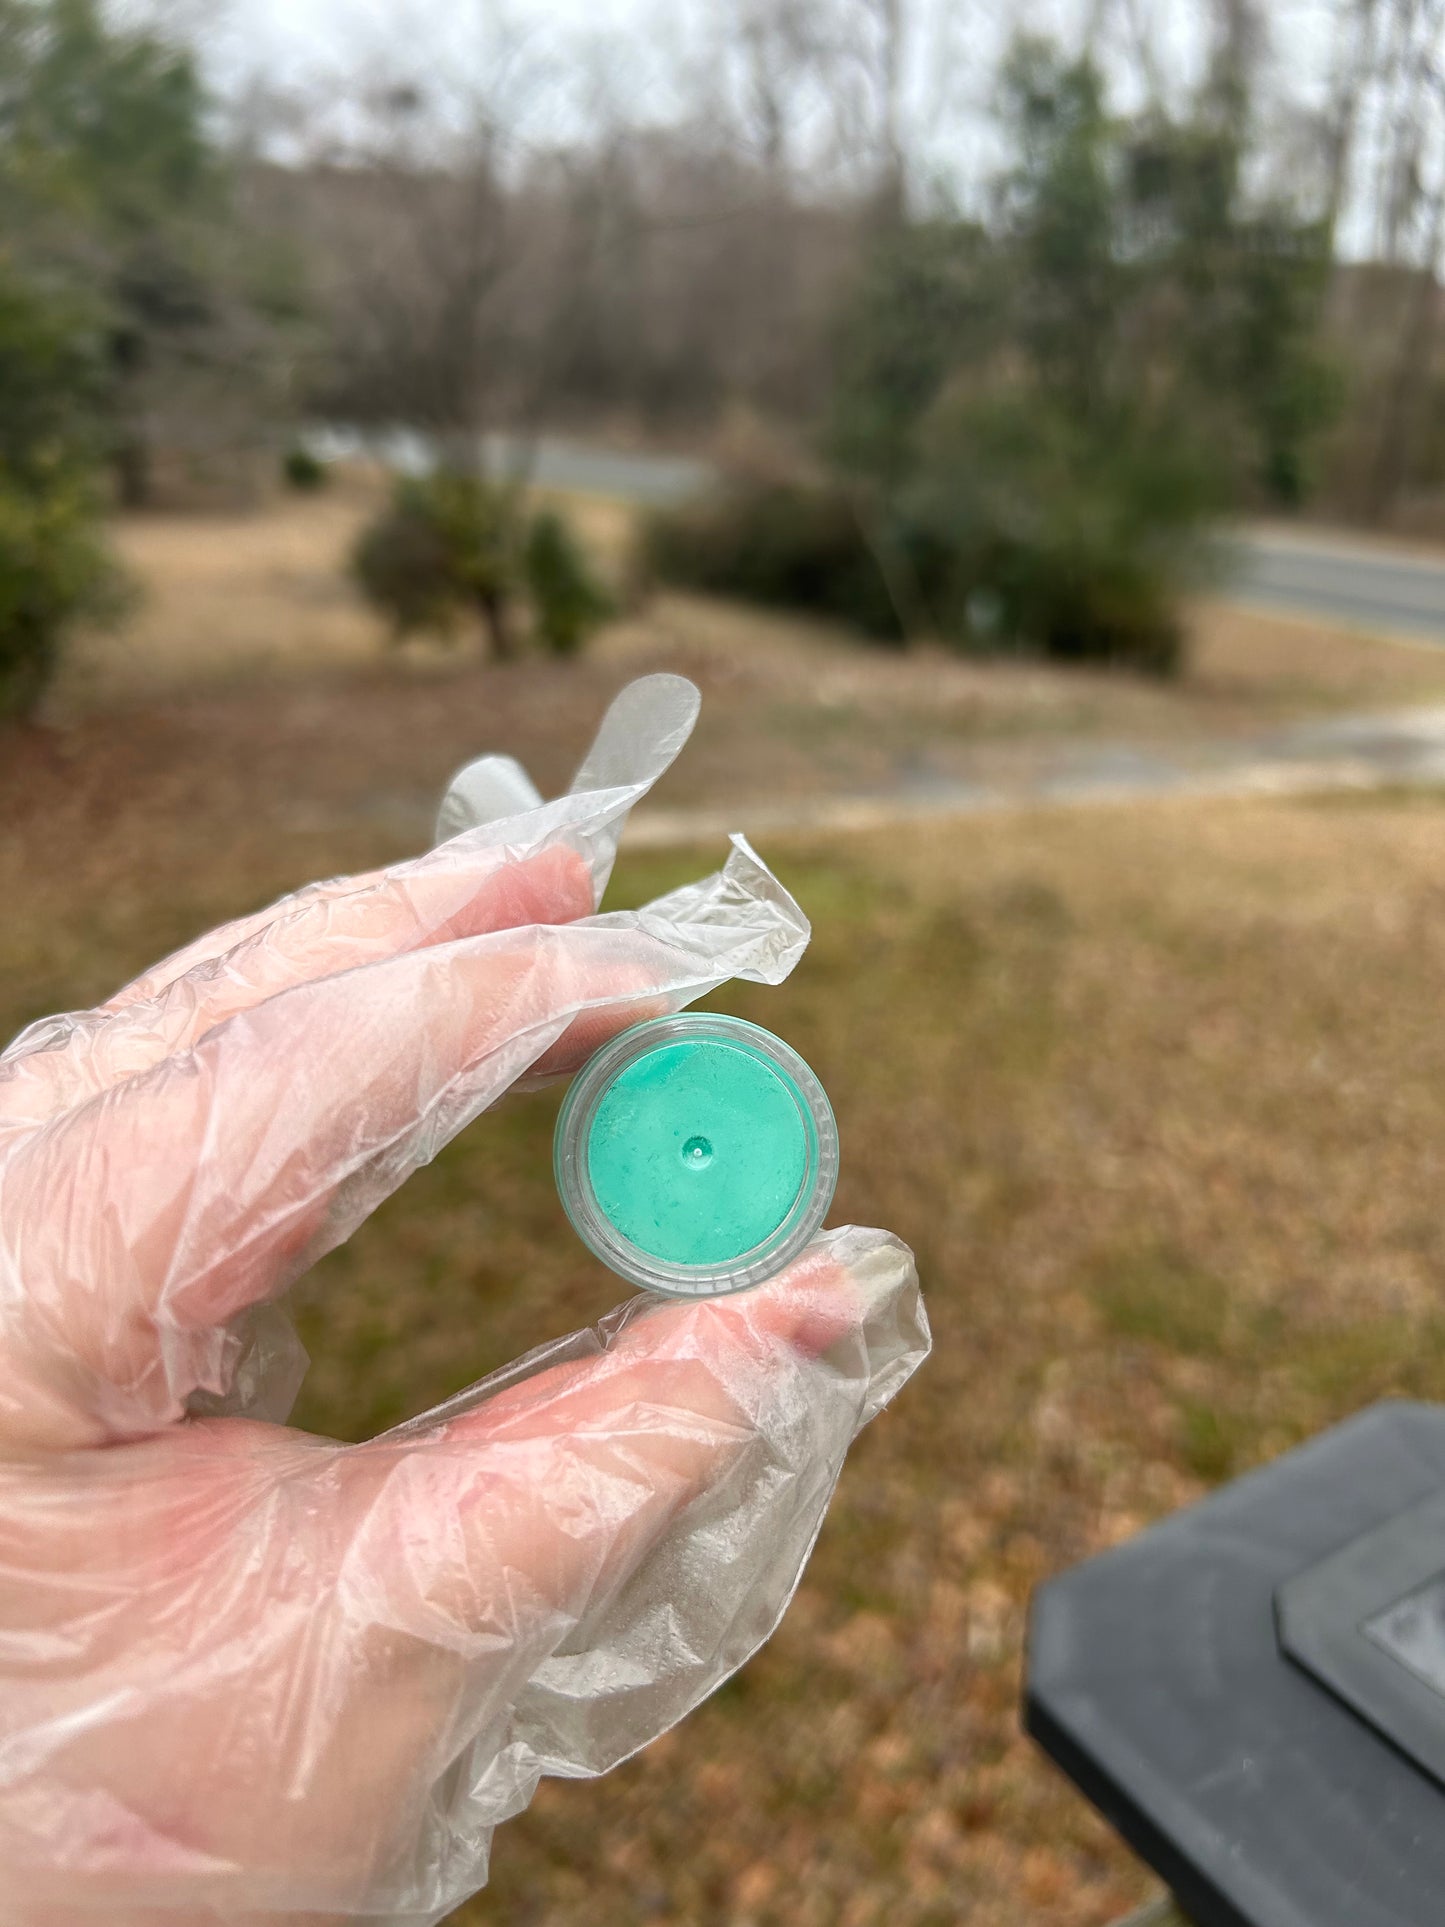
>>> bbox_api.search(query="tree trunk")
[113,436,154,511]
[1322,0,1379,251]
[870,0,907,225]
[1364,189,1445,523]
[479,588,516,662]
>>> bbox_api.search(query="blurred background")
[8,1,1445,1921]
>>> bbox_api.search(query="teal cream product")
[554,1015,839,1297]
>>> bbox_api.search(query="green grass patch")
[1092,1244,1234,1358]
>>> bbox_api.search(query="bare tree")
[866,0,907,215]
[1321,0,1384,245]
[1329,0,1445,517]
[732,0,825,184]
[1083,0,1167,109]
[701,0,931,216]
[1200,0,1268,139]
[279,4,595,444]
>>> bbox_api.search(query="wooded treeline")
[243,0,1445,533]
[9,0,1445,519]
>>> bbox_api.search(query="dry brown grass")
[64,478,387,703]
[1186,600,1445,713]
[443,794,1445,1927]
[7,652,1445,1920]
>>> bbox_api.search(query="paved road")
[1227,527,1445,643]
[516,438,1445,642]
[317,427,1445,641]
[313,426,715,511]
[486,435,714,508]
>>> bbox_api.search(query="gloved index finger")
[0,842,810,1446]
[1,675,703,1129]
[0,841,593,1131]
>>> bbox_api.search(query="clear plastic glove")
[0,677,930,1925]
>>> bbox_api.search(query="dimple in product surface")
[555,1015,838,1297]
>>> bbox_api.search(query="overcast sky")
[194,0,1343,221]
[206,0,1335,111]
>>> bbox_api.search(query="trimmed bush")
[0,269,126,720]
[896,389,1219,675]
[0,472,128,719]
[648,403,1215,677]
[353,473,611,661]
[282,447,328,492]
[353,472,520,659]
[646,483,907,642]
[523,511,612,656]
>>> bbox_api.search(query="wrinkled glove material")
[0,674,930,1923]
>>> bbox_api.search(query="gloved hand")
[0,678,929,1925]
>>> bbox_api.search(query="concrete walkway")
[625,705,1445,848]
[317,704,1445,848]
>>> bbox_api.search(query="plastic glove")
[0,677,930,1925]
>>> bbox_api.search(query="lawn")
[7,488,1445,1922]
[7,632,1445,1924]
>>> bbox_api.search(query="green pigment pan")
[554,1015,839,1298]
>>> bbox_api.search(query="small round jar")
[554,1014,839,1298]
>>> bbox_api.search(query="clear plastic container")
[554,1015,839,1298]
